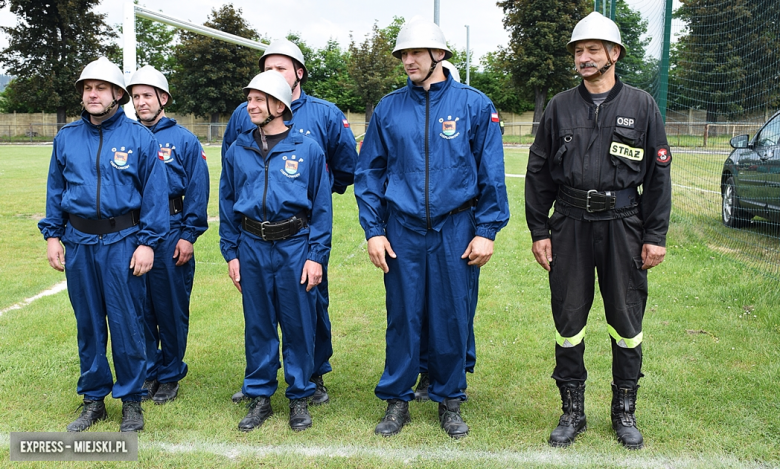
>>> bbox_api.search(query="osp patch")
[439,116,460,140]
[111,147,133,170]
[159,144,175,163]
[281,155,303,178]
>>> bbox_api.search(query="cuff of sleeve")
[642,234,666,247]
[365,226,386,240]
[307,250,329,265]
[222,250,237,262]
[531,229,551,243]
[138,238,160,250]
[475,226,497,241]
[180,230,198,244]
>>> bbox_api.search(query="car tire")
[722,176,752,228]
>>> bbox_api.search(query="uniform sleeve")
[325,107,358,194]
[222,103,251,160]
[180,136,210,244]
[38,141,67,239]
[306,146,333,265]
[524,106,559,242]
[354,108,389,240]
[219,147,241,262]
[136,134,170,249]
[640,104,672,247]
[471,100,510,240]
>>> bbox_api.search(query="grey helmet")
[567,12,626,60]
[258,39,308,88]
[127,65,172,100]
[244,70,293,123]
[392,19,452,60]
[442,60,461,83]
[75,57,129,105]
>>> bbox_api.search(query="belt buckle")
[585,190,598,212]
[259,221,271,241]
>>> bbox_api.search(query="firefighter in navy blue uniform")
[127,66,210,405]
[220,70,332,432]
[223,39,357,406]
[38,57,169,433]
[355,20,510,439]
[524,12,672,450]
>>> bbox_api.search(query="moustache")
[579,62,598,69]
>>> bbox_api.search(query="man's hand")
[461,236,494,267]
[532,239,553,272]
[641,244,666,270]
[300,260,323,292]
[367,236,396,273]
[130,245,155,276]
[173,239,194,266]
[228,258,242,293]
[46,237,65,272]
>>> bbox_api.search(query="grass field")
[1,145,779,468]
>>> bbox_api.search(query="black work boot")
[120,401,144,432]
[438,398,469,438]
[310,375,330,405]
[238,396,273,432]
[232,389,248,404]
[611,383,644,449]
[548,382,587,447]
[152,381,179,404]
[374,399,411,436]
[289,398,312,431]
[414,373,430,402]
[141,379,159,402]
[66,398,108,432]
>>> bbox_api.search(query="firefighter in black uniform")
[524,12,672,450]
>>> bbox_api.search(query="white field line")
[0,280,67,317]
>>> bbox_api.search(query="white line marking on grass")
[673,183,720,195]
[139,440,766,468]
[0,280,67,316]
[506,173,525,178]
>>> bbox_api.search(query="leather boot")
[232,390,248,403]
[611,383,644,449]
[120,401,144,432]
[548,382,587,447]
[438,398,469,438]
[310,375,330,405]
[66,398,108,432]
[238,396,273,432]
[141,379,159,402]
[289,398,312,431]
[374,399,410,436]
[414,373,430,402]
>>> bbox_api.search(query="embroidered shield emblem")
[113,151,128,166]
[442,121,456,136]
[285,160,299,175]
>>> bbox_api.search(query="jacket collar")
[80,106,126,130]
[577,76,623,105]
[406,73,453,104]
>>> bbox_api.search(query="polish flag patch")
[491,112,499,122]
[342,119,350,128]
[201,149,207,160]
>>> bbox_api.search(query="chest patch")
[616,116,635,129]
[610,142,644,161]
[281,155,303,178]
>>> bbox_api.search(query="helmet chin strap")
[415,48,442,85]
[291,62,301,93]
[583,60,613,81]
[257,93,282,152]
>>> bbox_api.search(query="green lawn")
[0,145,778,468]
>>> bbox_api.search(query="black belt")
[557,186,639,212]
[242,212,308,241]
[169,196,183,216]
[449,198,478,215]
[68,210,141,235]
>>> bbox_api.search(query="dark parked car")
[721,110,780,227]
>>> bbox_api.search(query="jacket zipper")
[262,152,270,221]
[425,90,431,230]
[96,126,103,219]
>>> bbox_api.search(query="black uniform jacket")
[525,78,672,247]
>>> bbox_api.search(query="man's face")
[246,89,285,126]
[132,84,168,123]
[81,79,121,114]
[400,49,446,83]
[573,40,619,79]
[263,55,302,89]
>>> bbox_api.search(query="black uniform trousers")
[548,208,648,388]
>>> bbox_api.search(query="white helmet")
[244,70,293,122]
[442,60,461,83]
[567,12,626,60]
[392,19,452,60]
[75,57,129,105]
[127,65,171,100]
[258,39,308,85]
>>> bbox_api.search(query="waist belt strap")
[449,198,478,216]
[68,210,141,235]
[558,186,639,212]
[242,212,309,241]
[169,196,183,216]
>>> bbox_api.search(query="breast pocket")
[609,128,645,172]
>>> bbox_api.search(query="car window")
[756,115,780,147]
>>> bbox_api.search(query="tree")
[0,0,119,127]
[117,1,176,76]
[348,18,405,123]
[169,4,259,123]
[306,39,363,113]
[469,51,534,114]
[612,0,657,95]
[498,0,591,134]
